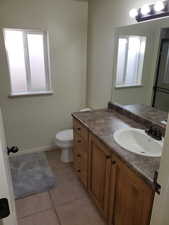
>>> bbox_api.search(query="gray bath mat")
[10,152,56,199]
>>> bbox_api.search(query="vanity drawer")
[74,154,81,173]
[73,130,89,188]
[73,119,88,141]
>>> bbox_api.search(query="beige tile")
[46,150,60,162]
[33,209,60,225]
[16,192,52,218]
[46,150,69,170]
[18,209,60,225]
[50,178,87,207]
[55,197,105,225]
[18,216,33,225]
[53,165,78,185]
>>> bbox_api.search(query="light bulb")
[129,8,138,18]
[154,1,165,12]
[141,4,151,15]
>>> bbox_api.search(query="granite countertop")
[72,106,163,189]
[108,103,167,134]
[122,104,168,128]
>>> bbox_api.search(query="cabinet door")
[109,159,154,225]
[108,157,118,225]
[89,134,111,219]
[73,131,88,188]
[79,141,88,188]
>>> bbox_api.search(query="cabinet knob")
[112,160,116,165]
[77,154,81,157]
[77,169,81,173]
[78,140,81,143]
[77,128,81,131]
[106,155,111,159]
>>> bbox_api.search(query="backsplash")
[108,102,167,137]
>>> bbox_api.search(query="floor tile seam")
[17,207,54,220]
[50,194,90,209]
[48,191,63,225]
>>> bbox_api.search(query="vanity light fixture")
[141,4,151,15]
[154,1,165,12]
[129,0,169,22]
[129,8,139,18]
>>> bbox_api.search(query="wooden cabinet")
[88,134,111,219]
[72,118,154,225]
[73,119,89,188]
[73,118,88,141]
[108,154,154,225]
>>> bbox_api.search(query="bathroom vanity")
[72,103,167,225]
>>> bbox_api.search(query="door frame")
[0,109,18,225]
[152,38,169,107]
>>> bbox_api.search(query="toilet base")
[61,148,73,163]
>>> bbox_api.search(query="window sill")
[115,84,143,89]
[8,90,54,98]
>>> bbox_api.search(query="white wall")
[0,0,88,152]
[87,0,160,108]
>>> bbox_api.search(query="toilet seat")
[55,129,73,142]
[55,129,73,149]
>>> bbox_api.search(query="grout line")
[48,191,63,225]
[49,194,88,208]
[16,192,53,220]
[49,181,88,206]
[17,207,53,220]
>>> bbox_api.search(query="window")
[3,29,52,96]
[115,35,146,88]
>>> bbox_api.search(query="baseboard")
[11,145,57,156]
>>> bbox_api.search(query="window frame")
[115,35,146,89]
[3,28,53,97]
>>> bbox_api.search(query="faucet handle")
[145,125,162,141]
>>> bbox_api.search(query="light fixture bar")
[129,1,169,22]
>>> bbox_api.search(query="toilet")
[55,108,91,163]
[55,129,73,163]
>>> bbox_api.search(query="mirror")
[111,17,169,112]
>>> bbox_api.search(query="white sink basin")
[113,128,163,157]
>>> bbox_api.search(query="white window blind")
[4,29,51,96]
[116,35,146,88]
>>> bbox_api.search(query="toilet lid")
[56,129,73,141]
